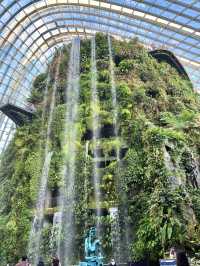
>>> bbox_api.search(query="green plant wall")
[0,34,200,265]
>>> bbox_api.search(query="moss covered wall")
[0,34,200,265]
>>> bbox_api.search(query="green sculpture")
[80,227,103,266]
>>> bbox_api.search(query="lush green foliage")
[0,33,200,265]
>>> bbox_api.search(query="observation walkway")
[149,49,190,81]
[0,103,35,126]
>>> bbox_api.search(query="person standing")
[37,258,45,266]
[15,256,30,266]
[52,255,61,266]
[176,250,190,266]
[109,259,117,266]
[169,247,176,259]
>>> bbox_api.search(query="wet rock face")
[181,151,200,188]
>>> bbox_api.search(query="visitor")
[37,258,45,266]
[109,259,117,266]
[52,255,61,266]
[15,256,30,266]
[176,250,190,266]
[169,247,176,259]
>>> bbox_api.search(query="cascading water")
[50,211,62,256]
[108,35,118,142]
[108,35,130,262]
[109,207,121,261]
[57,38,80,266]
[108,35,122,262]
[28,53,61,265]
[83,140,89,227]
[91,36,102,229]
[39,66,52,165]
[41,65,52,123]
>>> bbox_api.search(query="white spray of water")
[28,52,61,265]
[108,35,130,262]
[91,36,102,230]
[108,35,121,261]
[42,65,52,123]
[109,207,121,261]
[50,211,62,256]
[84,140,89,222]
[57,38,80,266]
[38,65,52,160]
[108,35,119,141]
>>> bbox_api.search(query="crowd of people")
[12,249,190,266]
[14,255,60,266]
[13,257,117,266]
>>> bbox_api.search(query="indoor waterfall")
[91,36,102,230]
[28,53,61,265]
[83,140,89,227]
[108,35,118,141]
[108,35,122,262]
[109,207,121,262]
[50,211,62,257]
[39,66,52,163]
[57,38,80,266]
[108,35,132,261]
[1,28,200,266]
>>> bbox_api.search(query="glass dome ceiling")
[0,0,200,152]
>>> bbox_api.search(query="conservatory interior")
[0,1,200,266]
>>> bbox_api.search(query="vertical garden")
[0,33,200,265]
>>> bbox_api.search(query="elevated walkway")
[149,49,190,81]
[0,103,35,126]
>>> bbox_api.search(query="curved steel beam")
[3,7,200,58]
[1,1,198,60]
[2,19,200,109]
[0,34,87,150]
[1,0,199,37]
[2,0,200,20]
[1,4,199,101]
[1,4,199,86]
[1,10,197,97]
[0,19,185,108]
[0,30,91,109]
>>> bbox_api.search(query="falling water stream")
[41,64,52,123]
[108,35,118,141]
[28,52,61,265]
[57,38,80,266]
[83,140,89,228]
[38,65,52,163]
[50,211,62,256]
[28,36,130,265]
[108,35,130,262]
[91,36,102,230]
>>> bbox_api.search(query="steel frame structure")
[0,0,200,152]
